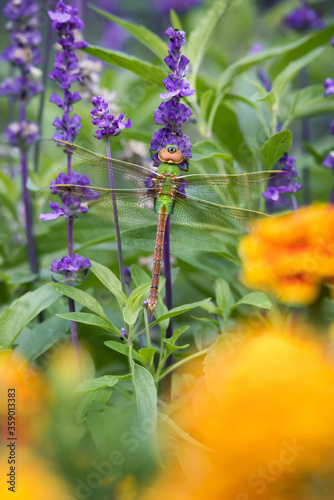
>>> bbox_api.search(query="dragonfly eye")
[166,144,178,153]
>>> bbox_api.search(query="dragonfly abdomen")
[148,210,168,319]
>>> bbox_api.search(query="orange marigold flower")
[239,203,334,304]
[138,323,334,500]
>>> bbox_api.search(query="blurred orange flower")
[239,203,334,304]
[139,323,334,500]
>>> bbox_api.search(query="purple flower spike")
[50,254,91,283]
[150,27,195,171]
[91,96,132,139]
[48,1,88,143]
[285,4,324,31]
[262,152,302,210]
[330,120,334,135]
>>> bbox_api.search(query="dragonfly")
[36,139,283,319]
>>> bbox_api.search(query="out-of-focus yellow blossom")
[0,352,48,445]
[139,323,334,500]
[0,448,72,499]
[239,203,334,304]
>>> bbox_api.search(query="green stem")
[158,348,210,382]
[144,308,151,348]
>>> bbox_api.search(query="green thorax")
[155,162,180,215]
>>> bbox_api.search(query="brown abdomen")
[148,210,168,319]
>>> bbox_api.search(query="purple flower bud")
[285,5,324,31]
[91,96,132,139]
[143,299,149,308]
[323,152,334,169]
[5,121,39,148]
[330,120,334,135]
[50,253,91,283]
[324,78,334,98]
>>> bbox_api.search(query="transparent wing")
[35,185,158,229]
[170,194,267,244]
[178,171,284,210]
[38,139,159,191]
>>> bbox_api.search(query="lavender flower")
[91,96,132,140]
[285,1,324,31]
[262,153,302,211]
[1,0,43,277]
[150,28,195,171]
[322,11,334,185]
[50,254,91,283]
[40,171,99,221]
[48,1,88,142]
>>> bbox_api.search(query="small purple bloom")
[324,78,334,98]
[285,4,324,31]
[143,299,149,308]
[154,100,192,133]
[5,121,39,148]
[257,69,272,92]
[91,96,132,139]
[50,253,91,282]
[323,151,334,169]
[262,152,302,210]
[330,120,334,135]
[249,42,264,54]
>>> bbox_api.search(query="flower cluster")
[285,1,324,31]
[262,153,302,209]
[48,1,88,142]
[150,27,195,171]
[91,96,132,140]
[322,18,334,172]
[50,254,91,283]
[140,325,334,500]
[0,0,43,148]
[239,204,334,305]
[40,171,99,221]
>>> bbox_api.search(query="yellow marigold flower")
[139,323,334,500]
[239,203,334,304]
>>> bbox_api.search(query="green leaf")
[90,260,127,304]
[260,130,292,170]
[191,316,220,328]
[138,347,157,365]
[75,375,119,393]
[272,47,324,97]
[187,0,229,87]
[165,326,190,346]
[0,285,60,348]
[164,340,190,355]
[191,141,233,165]
[87,4,167,60]
[15,315,69,362]
[56,312,121,336]
[49,283,110,322]
[215,278,232,313]
[104,340,143,363]
[133,363,157,425]
[84,45,165,84]
[124,282,151,325]
[130,264,151,288]
[170,9,182,31]
[283,85,334,125]
[0,192,19,220]
[150,298,211,327]
[232,292,272,310]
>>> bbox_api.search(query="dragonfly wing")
[35,186,157,229]
[38,140,158,190]
[178,171,284,210]
[170,195,267,244]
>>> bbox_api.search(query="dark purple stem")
[19,105,38,275]
[106,136,126,294]
[163,215,173,402]
[67,152,82,381]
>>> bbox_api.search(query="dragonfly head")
[158,144,184,164]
